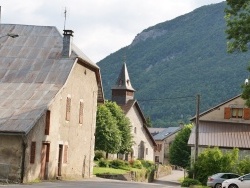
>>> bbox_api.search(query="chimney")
[62,30,74,57]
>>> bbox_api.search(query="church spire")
[112,62,135,105]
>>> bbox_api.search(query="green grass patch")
[93,167,129,175]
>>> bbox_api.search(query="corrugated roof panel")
[189,122,250,149]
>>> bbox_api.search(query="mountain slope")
[97,2,250,127]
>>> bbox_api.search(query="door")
[40,143,50,180]
[58,145,63,176]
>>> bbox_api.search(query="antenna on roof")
[64,7,67,30]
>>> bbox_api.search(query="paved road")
[0,179,180,188]
[0,170,183,188]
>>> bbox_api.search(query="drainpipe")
[21,134,27,183]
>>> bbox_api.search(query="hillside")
[97,2,250,127]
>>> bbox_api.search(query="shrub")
[132,160,143,169]
[98,158,109,167]
[110,159,125,168]
[140,160,155,169]
[94,150,104,160]
[181,178,201,187]
[238,156,250,174]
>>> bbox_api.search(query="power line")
[137,95,195,102]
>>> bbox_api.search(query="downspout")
[21,134,27,183]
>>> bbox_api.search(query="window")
[79,101,84,124]
[231,108,243,118]
[224,107,250,120]
[134,127,137,134]
[155,156,159,163]
[45,110,50,135]
[157,144,162,152]
[66,97,71,121]
[63,145,68,163]
[30,142,36,164]
[146,148,148,155]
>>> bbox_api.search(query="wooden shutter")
[224,107,231,119]
[79,101,84,124]
[45,110,50,135]
[244,108,250,120]
[66,97,71,121]
[63,145,68,163]
[30,142,36,164]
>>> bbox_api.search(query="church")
[111,63,156,161]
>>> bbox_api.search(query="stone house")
[0,24,104,183]
[149,127,182,164]
[111,63,156,161]
[188,94,250,160]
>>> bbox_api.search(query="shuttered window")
[79,101,84,124]
[45,110,50,135]
[66,97,71,121]
[63,145,68,163]
[244,108,250,120]
[232,108,243,118]
[224,107,231,119]
[30,142,36,164]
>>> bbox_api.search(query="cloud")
[1,0,224,62]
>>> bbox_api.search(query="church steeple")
[112,62,135,105]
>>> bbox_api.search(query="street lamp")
[0,33,19,39]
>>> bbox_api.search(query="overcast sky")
[1,0,224,62]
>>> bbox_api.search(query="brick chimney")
[62,30,74,57]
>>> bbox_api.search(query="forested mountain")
[97,2,250,127]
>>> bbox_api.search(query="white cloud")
[0,0,224,62]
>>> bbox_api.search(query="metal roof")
[150,127,181,141]
[0,24,103,134]
[188,121,250,148]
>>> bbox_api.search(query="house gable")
[197,95,250,123]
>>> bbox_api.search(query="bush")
[94,150,104,160]
[181,178,201,187]
[132,160,143,169]
[98,158,109,167]
[110,159,125,168]
[193,147,239,185]
[238,156,250,174]
[140,160,154,169]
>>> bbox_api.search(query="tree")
[95,104,121,158]
[169,124,192,168]
[145,116,153,127]
[104,101,133,154]
[193,147,239,185]
[225,0,250,105]
[225,0,250,53]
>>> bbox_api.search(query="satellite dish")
[245,78,249,85]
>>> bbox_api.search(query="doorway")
[40,143,50,180]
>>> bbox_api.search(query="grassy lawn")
[93,167,129,175]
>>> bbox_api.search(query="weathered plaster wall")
[0,135,22,182]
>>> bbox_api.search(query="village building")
[188,94,250,160]
[111,63,156,161]
[0,24,104,183]
[149,127,182,164]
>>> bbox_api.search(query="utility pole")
[194,94,200,163]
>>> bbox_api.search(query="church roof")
[112,63,135,91]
